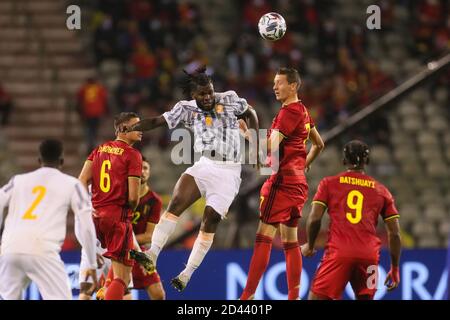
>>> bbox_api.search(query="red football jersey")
[88,139,142,210]
[267,101,315,183]
[77,83,107,118]
[132,190,162,235]
[313,171,399,261]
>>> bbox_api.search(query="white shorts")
[79,241,110,285]
[0,253,72,300]
[184,156,242,217]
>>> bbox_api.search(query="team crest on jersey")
[215,104,224,113]
[205,116,213,127]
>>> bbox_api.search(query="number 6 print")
[100,160,112,193]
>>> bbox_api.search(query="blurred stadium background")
[0,0,448,299]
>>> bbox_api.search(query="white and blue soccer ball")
[258,12,287,41]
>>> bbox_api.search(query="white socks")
[147,213,215,286]
[147,212,179,263]
[180,231,215,280]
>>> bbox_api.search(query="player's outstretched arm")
[267,130,285,154]
[128,115,167,132]
[384,218,402,291]
[305,127,324,171]
[128,177,141,211]
[302,202,326,257]
[0,178,14,227]
[240,105,259,134]
[72,183,98,290]
[78,160,93,192]
[240,105,260,167]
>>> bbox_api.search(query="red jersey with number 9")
[267,101,315,183]
[87,140,142,210]
[312,171,399,261]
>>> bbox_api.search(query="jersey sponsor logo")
[215,104,224,113]
[98,145,125,156]
[205,116,213,127]
[339,176,375,188]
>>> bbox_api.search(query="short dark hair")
[181,65,212,98]
[343,140,370,168]
[277,67,302,90]
[39,139,63,163]
[114,112,139,134]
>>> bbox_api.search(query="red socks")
[105,278,126,300]
[240,233,273,300]
[283,241,302,300]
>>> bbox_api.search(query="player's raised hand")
[91,208,99,218]
[238,119,249,139]
[301,243,316,257]
[384,265,400,291]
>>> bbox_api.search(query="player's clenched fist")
[300,243,316,257]
[384,265,400,291]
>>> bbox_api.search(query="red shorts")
[311,254,378,300]
[132,263,161,289]
[93,205,134,267]
[259,175,308,225]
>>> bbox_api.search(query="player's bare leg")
[240,221,278,300]
[258,221,278,238]
[104,260,132,300]
[171,206,221,292]
[308,290,331,300]
[131,174,201,273]
[146,282,166,300]
[280,221,301,300]
[123,290,133,300]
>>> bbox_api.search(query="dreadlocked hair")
[343,140,370,168]
[180,65,212,99]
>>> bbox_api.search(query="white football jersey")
[0,167,92,257]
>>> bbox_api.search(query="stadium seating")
[0,0,92,178]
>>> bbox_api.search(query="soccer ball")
[258,12,287,41]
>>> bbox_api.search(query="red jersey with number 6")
[87,139,142,210]
[312,171,399,261]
